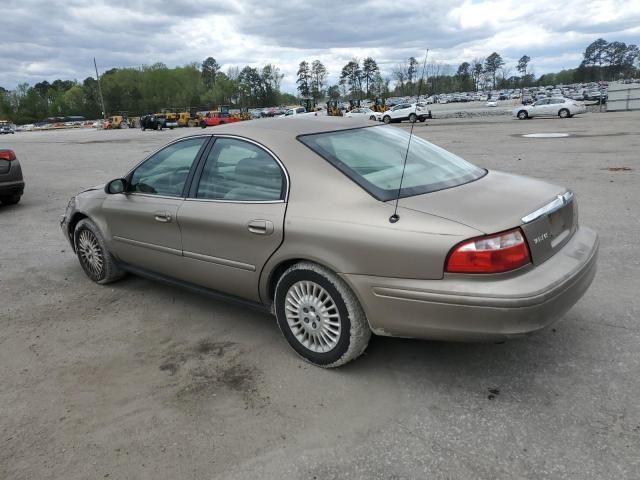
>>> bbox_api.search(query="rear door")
[177,136,288,302]
[102,136,209,275]
[530,98,549,116]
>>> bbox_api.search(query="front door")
[103,136,209,275]
[177,136,288,302]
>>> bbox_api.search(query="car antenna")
[389,49,429,224]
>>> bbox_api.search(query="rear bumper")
[0,181,24,196]
[343,226,599,341]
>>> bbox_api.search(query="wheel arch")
[264,256,374,337]
[67,212,89,252]
[262,256,360,307]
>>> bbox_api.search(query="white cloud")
[0,0,639,91]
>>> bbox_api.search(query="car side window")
[129,137,206,196]
[196,138,285,202]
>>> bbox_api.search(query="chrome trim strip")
[183,250,256,272]
[113,236,182,256]
[127,193,184,200]
[184,198,284,205]
[522,191,573,224]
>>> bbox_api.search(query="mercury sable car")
[61,118,598,367]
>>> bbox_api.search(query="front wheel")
[559,108,570,119]
[409,113,417,123]
[74,219,125,284]
[274,262,371,367]
[0,194,21,205]
[383,115,391,124]
[369,115,376,121]
[517,110,528,120]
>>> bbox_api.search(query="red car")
[199,111,240,128]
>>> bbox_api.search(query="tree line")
[1,38,638,124]
[0,58,297,124]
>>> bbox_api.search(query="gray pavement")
[1,112,639,479]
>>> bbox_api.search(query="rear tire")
[0,194,21,205]
[408,113,417,123]
[559,109,570,118]
[74,219,125,285]
[274,262,371,367]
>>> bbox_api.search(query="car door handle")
[247,219,274,235]
[154,211,172,223]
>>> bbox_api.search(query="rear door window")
[195,138,285,202]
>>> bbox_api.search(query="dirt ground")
[1,112,639,479]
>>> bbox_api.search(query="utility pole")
[94,58,107,120]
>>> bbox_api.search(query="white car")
[381,103,430,124]
[513,97,587,120]
[486,99,499,107]
[345,107,382,121]
[281,107,307,117]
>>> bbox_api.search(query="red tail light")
[0,150,16,161]
[446,228,531,274]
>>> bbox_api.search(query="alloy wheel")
[284,280,342,353]
[77,229,104,278]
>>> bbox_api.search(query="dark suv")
[0,149,24,205]
[140,115,166,131]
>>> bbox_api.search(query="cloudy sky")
[2,0,639,92]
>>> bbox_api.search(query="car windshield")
[299,126,486,201]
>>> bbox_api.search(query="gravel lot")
[1,112,639,479]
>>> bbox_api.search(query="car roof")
[207,116,371,139]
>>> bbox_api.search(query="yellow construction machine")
[372,98,387,113]
[327,100,342,116]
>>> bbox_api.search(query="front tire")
[369,115,376,121]
[274,262,371,367]
[74,219,125,284]
[559,108,570,118]
[517,110,528,120]
[409,113,417,123]
[0,194,21,205]
[383,115,391,124]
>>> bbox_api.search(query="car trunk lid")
[397,170,577,264]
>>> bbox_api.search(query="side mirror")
[105,178,127,194]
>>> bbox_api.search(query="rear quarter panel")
[258,138,480,301]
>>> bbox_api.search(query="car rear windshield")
[298,126,486,201]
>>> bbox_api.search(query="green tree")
[310,60,327,102]
[407,57,419,84]
[296,61,311,98]
[362,57,379,97]
[517,55,530,86]
[456,62,473,91]
[327,85,341,100]
[471,58,484,91]
[202,57,220,88]
[340,58,362,97]
[484,52,504,90]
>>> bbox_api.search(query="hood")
[80,184,105,194]
[397,170,566,234]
